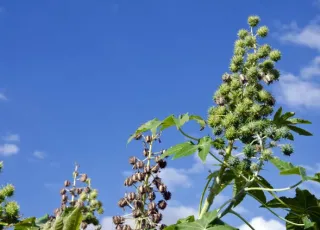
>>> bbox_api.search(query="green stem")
[198,174,214,216]
[199,143,233,219]
[178,128,199,141]
[230,210,255,230]
[245,180,303,192]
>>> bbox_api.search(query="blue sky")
[1,0,320,229]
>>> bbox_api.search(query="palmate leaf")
[164,210,238,230]
[14,218,38,230]
[198,136,212,162]
[127,118,162,143]
[62,207,82,230]
[161,141,198,160]
[270,157,308,181]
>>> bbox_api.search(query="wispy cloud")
[2,134,20,142]
[33,151,46,159]
[0,144,19,156]
[0,93,7,101]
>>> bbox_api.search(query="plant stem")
[245,180,302,192]
[229,210,255,230]
[198,143,233,218]
[178,128,199,141]
[198,173,214,215]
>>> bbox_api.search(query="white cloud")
[239,217,285,230]
[3,134,20,142]
[159,167,192,190]
[300,56,320,79]
[0,144,19,156]
[274,73,320,108]
[33,151,46,159]
[279,19,320,51]
[0,93,7,101]
[234,205,250,215]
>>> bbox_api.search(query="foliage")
[126,15,319,230]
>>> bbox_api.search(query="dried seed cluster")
[113,134,170,230]
[51,164,104,230]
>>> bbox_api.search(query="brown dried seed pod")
[60,188,66,195]
[77,201,84,208]
[133,200,143,209]
[263,74,273,84]
[163,191,172,200]
[132,173,139,182]
[80,174,88,182]
[148,202,157,210]
[151,213,162,223]
[134,161,144,169]
[134,133,142,140]
[137,172,145,181]
[143,148,149,157]
[158,200,167,210]
[112,216,125,225]
[84,186,91,193]
[138,185,146,194]
[132,209,142,218]
[148,191,156,201]
[160,224,167,230]
[76,188,83,195]
[116,225,123,230]
[239,74,247,84]
[69,200,76,206]
[118,198,128,208]
[64,180,71,187]
[158,160,167,169]
[62,194,68,202]
[54,208,60,216]
[147,208,159,216]
[145,135,152,143]
[144,165,151,174]
[81,222,88,229]
[151,164,160,173]
[152,176,162,187]
[158,184,167,193]
[129,156,137,165]
[123,225,132,230]
[126,192,136,201]
[124,178,134,186]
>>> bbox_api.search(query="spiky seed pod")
[151,164,160,173]
[250,163,259,171]
[160,224,167,230]
[222,73,232,82]
[237,29,249,39]
[244,36,256,48]
[213,126,223,136]
[145,135,152,143]
[241,159,252,171]
[257,26,269,37]
[248,15,260,27]
[148,202,157,210]
[129,156,137,165]
[243,145,256,158]
[64,180,71,187]
[60,188,66,195]
[163,191,171,200]
[148,192,156,201]
[228,157,240,168]
[118,198,128,208]
[80,174,88,182]
[281,144,294,156]
[208,114,222,128]
[261,149,273,160]
[262,73,273,85]
[257,44,271,58]
[222,113,237,127]
[225,126,237,140]
[158,200,167,210]
[81,222,88,229]
[158,184,167,193]
[112,216,125,225]
[269,50,281,62]
[144,165,151,174]
[134,133,142,140]
[143,148,149,157]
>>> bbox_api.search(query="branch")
[245,180,303,192]
[230,210,255,230]
[178,128,199,141]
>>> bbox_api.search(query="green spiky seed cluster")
[281,144,294,156]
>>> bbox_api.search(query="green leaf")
[190,115,207,131]
[232,177,246,208]
[176,216,196,224]
[198,137,212,162]
[127,118,162,143]
[62,207,83,230]
[285,212,304,230]
[287,118,312,125]
[287,125,313,136]
[281,112,295,120]
[51,216,64,230]
[14,218,38,230]
[273,107,282,122]
[256,175,273,189]
[266,189,320,226]
[174,210,219,229]
[270,157,308,181]
[220,170,235,191]
[161,142,198,160]
[302,216,316,229]
[177,113,190,128]
[161,115,178,131]
[247,181,266,204]
[35,214,49,225]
